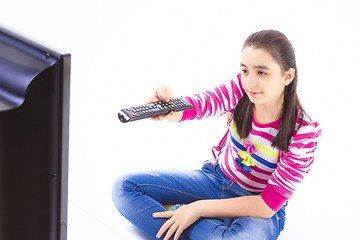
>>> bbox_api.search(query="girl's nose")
[248,75,257,87]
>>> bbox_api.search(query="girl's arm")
[147,73,245,123]
[194,195,276,219]
[181,73,244,121]
[153,195,275,240]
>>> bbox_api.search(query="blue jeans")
[112,161,286,240]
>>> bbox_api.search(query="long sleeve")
[260,116,322,212]
[181,73,245,121]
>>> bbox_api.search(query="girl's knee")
[111,174,137,209]
[112,174,136,194]
[230,217,279,240]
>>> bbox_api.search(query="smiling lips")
[249,91,262,97]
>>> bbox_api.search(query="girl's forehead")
[241,47,279,69]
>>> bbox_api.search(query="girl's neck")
[254,101,283,125]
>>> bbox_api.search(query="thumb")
[157,85,174,102]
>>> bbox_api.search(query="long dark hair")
[233,30,304,151]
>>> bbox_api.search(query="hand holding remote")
[118,86,193,123]
[148,84,174,103]
[147,85,183,122]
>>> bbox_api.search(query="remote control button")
[132,113,137,116]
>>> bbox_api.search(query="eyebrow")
[240,63,270,70]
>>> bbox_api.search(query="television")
[0,25,70,240]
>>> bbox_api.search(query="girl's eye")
[258,71,266,76]
[241,69,248,74]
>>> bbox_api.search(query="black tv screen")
[0,25,70,240]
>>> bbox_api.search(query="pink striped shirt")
[181,73,321,212]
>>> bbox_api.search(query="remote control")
[118,97,194,123]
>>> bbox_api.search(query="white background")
[1,0,359,239]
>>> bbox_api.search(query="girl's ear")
[283,68,295,86]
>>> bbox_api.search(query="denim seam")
[215,167,234,195]
[215,168,226,181]
[215,166,234,185]
[135,183,205,201]
[222,182,234,190]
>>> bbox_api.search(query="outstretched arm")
[148,74,245,123]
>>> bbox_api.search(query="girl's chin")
[247,94,264,104]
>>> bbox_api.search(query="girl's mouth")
[249,91,262,97]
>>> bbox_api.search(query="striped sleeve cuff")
[260,184,290,212]
[180,96,197,121]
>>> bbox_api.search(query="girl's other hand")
[153,203,201,240]
[147,85,184,122]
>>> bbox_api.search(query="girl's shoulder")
[291,111,322,146]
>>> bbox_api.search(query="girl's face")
[241,47,294,110]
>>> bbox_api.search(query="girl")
[112,30,321,240]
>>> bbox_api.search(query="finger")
[147,88,164,104]
[174,226,185,240]
[153,211,173,218]
[157,86,173,102]
[150,115,163,121]
[147,95,160,104]
[163,221,179,240]
[156,218,175,239]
